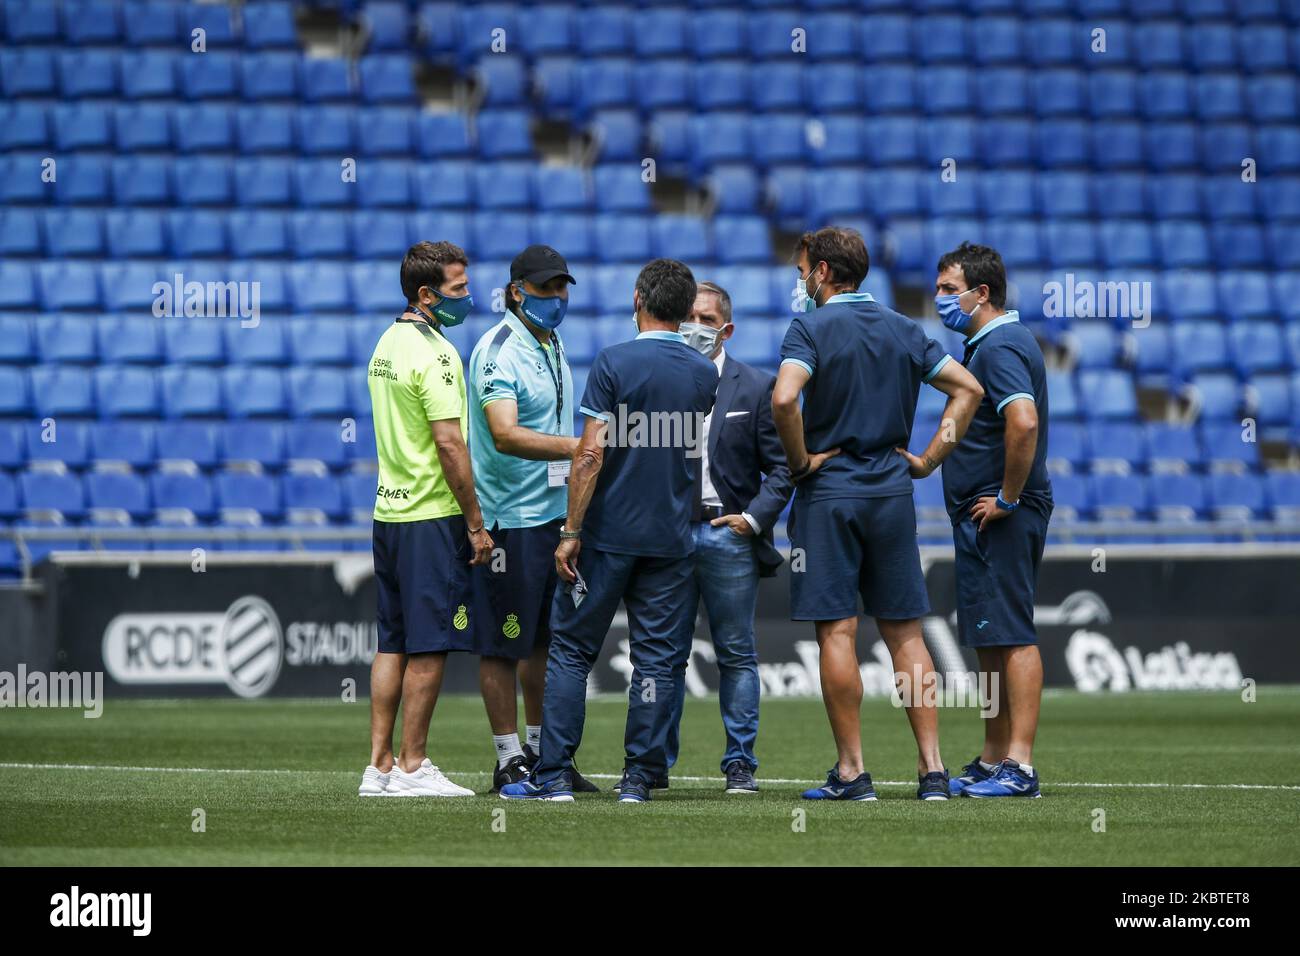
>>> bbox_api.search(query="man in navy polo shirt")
[773,227,984,802]
[500,259,719,803]
[919,242,1053,799]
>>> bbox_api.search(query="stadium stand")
[1,0,1299,576]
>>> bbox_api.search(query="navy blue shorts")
[952,505,1050,648]
[373,515,475,655]
[472,518,562,661]
[788,493,930,621]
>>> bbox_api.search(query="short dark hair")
[936,242,1007,309]
[401,241,468,303]
[796,227,869,289]
[695,281,732,323]
[635,258,696,325]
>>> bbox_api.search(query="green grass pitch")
[2,689,1298,866]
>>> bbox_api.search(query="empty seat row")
[0,418,377,472]
[0,49,414,103]
[423,8,1300,68]
[1042,419,1292,475]
[0,102,478,158]
[645,113,1300,176]
[0,469,375,524]
[1,0,296,49]
[0,101,478,158]
[524,57,1300,120]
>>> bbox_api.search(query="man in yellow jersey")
[358,241,494,799]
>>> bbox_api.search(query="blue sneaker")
[499,771,575,802]
[948,756,995,796]
[917,770,950,801]
[961,759,1041,799]
[801,767,877,801]
[616,771,652,803]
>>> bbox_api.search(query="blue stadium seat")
[592,164,651,213]
[223,366,288,418]
[473,161,531,210]
[1090,120,1144,171]
[358,54,415,104]
[695,61,751,113]
[1172,322,1229,380]
[477,109,533,161]
[1078,369,1138,420]
[283,472,346,523]
[301,56,352,102]
[124,1,180,46]
[1190,374,1243,423]
[1198,420,1259,473]
[241,52,298,101]
[94,366,160,418]
[1088,421,1146,473]
[1208,471,1267,520]
[285,421,351,470]
[1047,370,1080,419]
[243,2,298,50]
[1145,423,1201,471]
[1090,473,1150,520]
[1156,221,1212,269]
[228,210,290,259]
[1089,70,1138,119]
[1150,472,1207,522]
[975,67,1030,116]
[1039,119,1091,169]
[216,471,282,522]
[713,216,770,265]
[222,420,286,470]
[354,107,414,158]
[90,422,156,469]
[288,367,352,418]
[25,420,90,469]
[1265,471,1300,519]
[175,104,233,153]
[160,366,223,418]
[85,472,151,522]
[1247,373,1292,433]
[587,111,641,164]
[18,471,86,521]
[360,1,409,53]
[652,215,711,263]
[863,65,916,114]
[155,422,220,469]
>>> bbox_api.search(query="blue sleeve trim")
[579,404,611,421]
[996,392,1034,414]
[923,353,953,383]
[780,357,814,376]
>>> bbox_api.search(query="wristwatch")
[559,526,582,540]
[995,492,1019,512]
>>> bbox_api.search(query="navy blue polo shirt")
[941,311,1053,522]
[578,330,719,558]
[779,292,952,501]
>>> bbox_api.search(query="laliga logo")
[102,596,283,698]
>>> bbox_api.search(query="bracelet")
[559,527,582,539]
[468,525,485,534]
[995,492,1019,512]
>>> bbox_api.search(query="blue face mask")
[421,288,473,328]
[935,288,980,333]
[520,292,568,331]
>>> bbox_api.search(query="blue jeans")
[536,546,695,785]
[667,522,761,772]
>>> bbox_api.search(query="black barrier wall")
[29,547,1300,699]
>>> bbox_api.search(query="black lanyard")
[537,333,564,429]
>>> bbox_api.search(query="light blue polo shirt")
[468,311,574,530]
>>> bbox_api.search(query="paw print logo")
[438,353,451,367]
[441,371,454,385]
[482,361,497,377]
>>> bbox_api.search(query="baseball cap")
[510,244,576,286]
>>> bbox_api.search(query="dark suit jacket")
[697,353,794,577]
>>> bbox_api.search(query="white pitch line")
[1,762,1297,791]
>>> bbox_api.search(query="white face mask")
[796,269,824,313]
[679,321,722,356]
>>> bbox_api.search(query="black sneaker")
[522,745,600,793]
[613,772,669,793]
[723,760,759,794]
[490,754,531,794]
[615,771,652,803]
[917,769,951,801]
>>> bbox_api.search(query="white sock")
[979,759,1000,774]
[1019,762,1034,776]
[493,733,524,768]
[525,725,541,752]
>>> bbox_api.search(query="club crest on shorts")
[453,604,468,630]
[502,613,520,639]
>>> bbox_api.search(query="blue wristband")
[995,492,1019,512]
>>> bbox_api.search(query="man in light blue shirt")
[467,245,596,794]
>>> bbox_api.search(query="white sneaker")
[385,758,475,797]
[358,764,391,797]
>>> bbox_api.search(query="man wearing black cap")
[467,245,597,793]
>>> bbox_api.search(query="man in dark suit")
[663,280,794,794]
